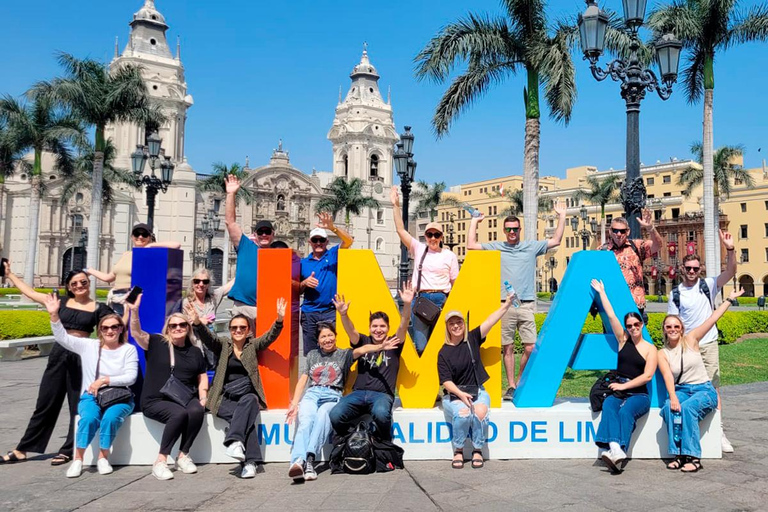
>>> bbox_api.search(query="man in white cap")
[299,212,354,355]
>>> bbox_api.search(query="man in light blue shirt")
[468,202,566,400]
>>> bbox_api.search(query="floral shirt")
[603,239,654,309]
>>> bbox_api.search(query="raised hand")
[728,287,745,301]
[473,212,485,223]
[389,186,400,207]
[303,271,318,289]
[332,293,350,315]
[276,297,287,320]
[719,229,734,251]
[590,279,605,295]
[316,211,335,231]
[43,292,61,315]
[399,282,415,305]
[125,293,142,312]
[2,259,10,277]
[225,174,241,195]
[381,335,403,351]
[638,208,653,228]
[553,199,567,217]
[184,301,201,325]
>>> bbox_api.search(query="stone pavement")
[1,357,767,511]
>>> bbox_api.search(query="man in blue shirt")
[299,212,353,355]
[467,201,566,400]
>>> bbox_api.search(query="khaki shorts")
[501,301,537,346]
[231,301,257,331]
[699,341,720,388]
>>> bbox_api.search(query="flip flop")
[51,454,71,466]
[0,451,26,464]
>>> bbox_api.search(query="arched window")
[375,237,384,252]
[343,154,349,177]
[72,214,83,229]
[277,194,286,211]
[370,154,379,178]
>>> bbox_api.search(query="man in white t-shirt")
[667,229,736,452]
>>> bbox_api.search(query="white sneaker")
[288,459,305,482]
[225,441,246,462]
[176,454,198,474]
[303,460,317,481]
[66,459,83,478]
[97,458,113,475]
[241,463,257,479]
[165,455,175,467]
[601,448,626,473]
[612,447,627,466]
[721,432,734,453]
[152,461,174,481]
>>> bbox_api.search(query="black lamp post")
[543,256,558,299]
[200,209,221,269]
[444,212,458,252]
[570,205,600,250]
[579,0,682,239]
[393,126,416,293]
[131,131,175,231]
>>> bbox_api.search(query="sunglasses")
[229,325,249,332]
[425,231,442,239]
[256,228,273,236]
[132,230,151,238]
[310,237,327,244]
[168,322,189,330]
[70,279,89,288]
[167,279,183,286]
[100,324,123,333]
[612,228,628,235]
[684,266,700,272]
[503,227,521,233]
[625,322,642,329]
[193,279,210,285]
[664,324,682,330]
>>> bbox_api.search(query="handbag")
[222,375,255,400]
[412,248,442,326]
[589,371,630,412]
[94,345,133,409]
[448,331,481,402]
[159,341,196,407]
[330,422,377,475]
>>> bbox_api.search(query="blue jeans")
[76,393,134,450]
[329,390,394,441]
[595,393,650,451]
[300,309,336,356]
[660,382,718,458]
[442,387,491,450]
[290,386,341,464]
[410,292,447,355]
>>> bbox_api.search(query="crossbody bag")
[159,341,197,407]
[412,248,442,326]
[94,345,133,409]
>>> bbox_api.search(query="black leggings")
[16,344,81,457]
[143,399,205,455]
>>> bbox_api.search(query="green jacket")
[194,320,283,414]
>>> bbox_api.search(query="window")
[566,198,570,207]
[377,210,384,225]
[741,203,747,213]
[741,248,749,263]
[647,177,655,186]
[548,219,554,228]
[493,231,497,241]
[75,192,84,203]
[566,238,570,248]
[72,214,83,229]
[740,225,748,239]
[663,192,672,197]
[687,231,695,242]
[647,194,655,199]
[213,199,221,212]
[765,248,768,262]
[343,154,348,177]
[565,256,570,266]
[765,223,768,237]
[663,175,671,184]
[369,154,379,178]
[606,214,613,223]
[765,200,768,210]
[654,210,662,221]
[671,208,680,219]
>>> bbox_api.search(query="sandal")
[471,450,484,469]
[666,455,684,470]
[51,454,71,466]
[681,457,702,473]
[0,451,26,464]
[451,451,464,469]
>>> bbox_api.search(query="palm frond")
[533,21,577,125]
[729,4,768,46]
[680,48,706,104]
[196,162,253,204]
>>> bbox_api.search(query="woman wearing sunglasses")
[42,293,138,478]
[86,222,180,316]
[658,287,744,473]
[1,263,114,467]
[126,296,208,480]
[590,279,658,473]
[170,268,234,329]
[390,186,458,354]
[185,298,285,478]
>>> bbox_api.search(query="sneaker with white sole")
[288,459,305,482]
[176,454,198,474]
[66,459,83,478]
[241,463,257,479]
[152,461,174,481]
[303,460,317,481]
[721,432,734,453]
[225,441,246,462]
[601,448,626,473]
[97,458,113,475]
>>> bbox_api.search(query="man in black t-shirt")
[328,287,412,441]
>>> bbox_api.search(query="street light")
[578,0,682,239]
[131,131,175,231]
[544,255,558,299]
[571,205,600,250]
[199,209,221,269]
[444,212,458,252]
[393,126,417,293]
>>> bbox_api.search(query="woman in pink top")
[391,186,459,354]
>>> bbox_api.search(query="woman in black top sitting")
[127,295,208,481]
[1,263,112,466]
[438,296,514,469]
[590,280,658,473]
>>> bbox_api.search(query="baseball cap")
[132,223,152,235]
[444,310,465,322]
[309,228,328,239]
[425,222,443,234]
[254,220,274,232]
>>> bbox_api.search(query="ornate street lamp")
[131,131,175,231]
[394,126,417,293]
[571,206,600,250]
[199,209,221,269]
[578,0,682,238]
[444,212,458,252]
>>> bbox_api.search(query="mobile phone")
[53,289,60,299]
[125,286,143,305]
[0,258,7,278]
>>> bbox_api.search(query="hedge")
[0,287,108,299]
[0,311,53,340]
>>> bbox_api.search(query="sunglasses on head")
[625,322,642,329]
[192,278,210,285]
[684,265,700,272]
[229,325,249,332]
[612,228,628,235]
[310,237,327,244]
[504,226,521,233]
[132,230,151,238]
[256,228,273,236]
[168,322,189,330]
[100,324,122,333]
[425,231,442,239]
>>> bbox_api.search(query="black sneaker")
[503,387,516,401]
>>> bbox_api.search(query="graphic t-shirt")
[303,347,353,391]
[351,334,403,396]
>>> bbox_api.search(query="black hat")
[132,223,152,234]
[255,220,275,232]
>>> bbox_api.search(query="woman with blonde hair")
[658,288,744,473]
[43,294,138,478]
[127,296,208,481]
[171,268,234,329]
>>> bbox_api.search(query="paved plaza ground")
[1,357,767,511]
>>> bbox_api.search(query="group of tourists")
[0,177,738,479]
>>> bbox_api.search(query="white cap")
[309,228,328,239]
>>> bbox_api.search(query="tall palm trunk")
[701,56,717,277]
[87,126,105,296]
[600,205,606,246]
[24,149,43,286]
[0,176,5,256]
[523,66,541,242]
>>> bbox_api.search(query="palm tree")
[678,142,755,218]
[649,0,768,275]
[414,0,577,242]
[572,174,621,244]
[0,94,82,284]
[196,162,253,204]
[32,52,164,291]
[498,188,552,218]
[315,177,380,227]
[410,180,460,221]
[60,140,137,207]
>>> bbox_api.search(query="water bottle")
[462,203,483,218]
[672,410,683,450]
[504,281,521,308]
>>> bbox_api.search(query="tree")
[415,0,577,241]
[196,162,253,204]
[315,177,380,227]
[649,0,768,275]
[410,180,460,221]
[498,188,552,218]
[32,52,165,293]
[0,94,82,284]
[572,174,621,244]
[60,139,137,207]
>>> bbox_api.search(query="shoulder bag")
[159,341,197,407]
[448,335,480,402]
[95,345,133,409]
[411,248,442,326]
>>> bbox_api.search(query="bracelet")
[727,248,735,252]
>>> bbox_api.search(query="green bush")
[0,311,53,340]
[0,287,108,299]
[644,295,668,303]
[537,292,553,300]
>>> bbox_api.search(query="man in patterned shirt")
[600,210,662,321]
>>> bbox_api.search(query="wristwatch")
[726,298,737,305]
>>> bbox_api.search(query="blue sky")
[2,0,767,185]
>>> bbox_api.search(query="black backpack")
[589,371,628,412]
[672,279,714,311]
[331,422,377,475]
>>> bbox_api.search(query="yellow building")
[435,160,768,298]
